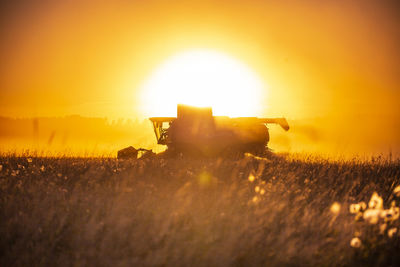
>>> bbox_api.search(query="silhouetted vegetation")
[0,155,399,266]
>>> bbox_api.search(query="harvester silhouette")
[118,104,289,158]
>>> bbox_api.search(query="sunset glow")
[2,2,400,265]
[139,50,265,117]
[0,0,399,157]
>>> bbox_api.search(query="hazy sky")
[1,0,399,119]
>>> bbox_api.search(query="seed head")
[248,174,255,182]
[368,192,383,210]
[393,186,400,197]
[330,202,341,214]
[379,223,387,234]
[350,204,360,214]
[350,237,361,248]
[363,209,381,224]
[388,227,398,238]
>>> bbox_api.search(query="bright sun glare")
[139,50,266,117]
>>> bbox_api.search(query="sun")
[139,50,266,117]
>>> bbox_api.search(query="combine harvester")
[118,104,289,158]
[150,104,289,157]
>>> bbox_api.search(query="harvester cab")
[149,104,289,156]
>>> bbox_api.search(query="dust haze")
[1,114,398,158]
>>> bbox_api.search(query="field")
[0,154,399,266]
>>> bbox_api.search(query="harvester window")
[149,118,174,145]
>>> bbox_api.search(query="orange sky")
[0,0,399,120]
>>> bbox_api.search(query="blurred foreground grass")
[0,154,399,266]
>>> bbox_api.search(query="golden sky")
[0,0,399,120]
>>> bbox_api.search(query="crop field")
[0,154,399,266]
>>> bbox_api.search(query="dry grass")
[0,154,399,266]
